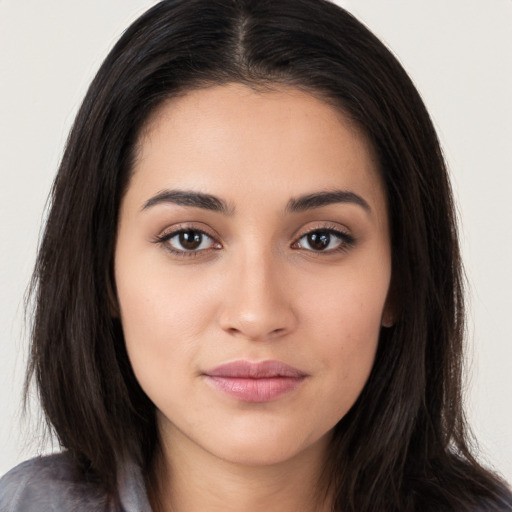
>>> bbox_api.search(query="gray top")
[0,452,152,512]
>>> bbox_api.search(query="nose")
[218,249,298,342]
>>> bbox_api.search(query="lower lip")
[205,376,305,402]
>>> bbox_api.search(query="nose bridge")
[219,242,296,340]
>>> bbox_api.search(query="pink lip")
[203,360,307,403]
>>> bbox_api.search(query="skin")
[114,83,392,512]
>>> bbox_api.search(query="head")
[28,0,465,508]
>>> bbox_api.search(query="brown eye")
[178,230,204,250]
[295,228,354,252]
[306,231,331,251]
[162,229,218,253]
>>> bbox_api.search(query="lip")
[203,360,307,403]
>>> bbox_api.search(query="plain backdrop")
[1,0,511,482]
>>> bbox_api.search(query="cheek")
[303,263,389,344]
[114,259,220,386]
[298,262,390,397]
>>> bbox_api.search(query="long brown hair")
[26,1,512,510]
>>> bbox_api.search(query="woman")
[1,0,511,510]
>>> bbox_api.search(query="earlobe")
[381,288,396,328]
[381,311,394,328]
[107,271,120,318]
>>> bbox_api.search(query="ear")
[381,286,396,328]
[381,308,394,328]
[106,269,120,318]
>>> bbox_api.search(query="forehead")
[129,83,386,219]
[139,83,372,160]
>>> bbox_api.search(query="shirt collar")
[118,459,152,512]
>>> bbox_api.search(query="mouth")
[203,360,307,403]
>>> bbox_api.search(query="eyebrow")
[285,190,371,214]
[141,188,371,215]
[142,189,234,214]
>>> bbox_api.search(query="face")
[114,83,392,468]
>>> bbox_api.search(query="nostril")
[217,286,298,341]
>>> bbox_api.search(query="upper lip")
[203,360,307,379]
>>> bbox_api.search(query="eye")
[293,228,355,253]
[155,228,220,256]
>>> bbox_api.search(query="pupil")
[308,231,330,250]
[179,230,202,250]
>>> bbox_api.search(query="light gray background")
[1,0,511,482]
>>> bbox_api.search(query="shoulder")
[0,452,110,512]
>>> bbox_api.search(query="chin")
[204,426,330,468]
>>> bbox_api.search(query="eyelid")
[152,223,222,256]
[291,223,356,253]
[154,222,218,241]
[291,221,352,240]
[152,221,356,257]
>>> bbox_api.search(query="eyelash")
[153,224,356,258]
[292,226,356,254]
[153,226,220,258]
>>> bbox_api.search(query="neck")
[149,430,333,512]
